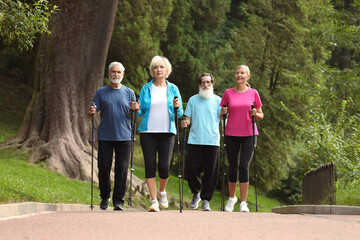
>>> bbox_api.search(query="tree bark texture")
[3,0,119,181]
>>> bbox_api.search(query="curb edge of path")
[2,202,360,219]
[272,205,360,215]
[0,202,102,219]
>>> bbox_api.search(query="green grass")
[0,148,101,205]
[0,147,150,210]
[336,181,360,206]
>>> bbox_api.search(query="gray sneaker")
[189,193,201,209]
[201,200,211,211]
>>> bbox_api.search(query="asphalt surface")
[1,206,359,240]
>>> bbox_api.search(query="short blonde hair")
[149,56,172,78]
[236,65,250,75]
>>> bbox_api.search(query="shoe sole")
[159,204,168,209]
[148,208,160,212]
[201,206,211,211]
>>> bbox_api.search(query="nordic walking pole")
[221,105,227,211]
[251,105,258,212]
[90,102,96,210]
[174,96,182,213]
[182,125,186,208]
[128,99,138,206]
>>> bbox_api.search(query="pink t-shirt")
[220,88,262,137]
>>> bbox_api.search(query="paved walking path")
[1,204,359,240]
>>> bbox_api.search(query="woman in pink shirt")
[220,65,264,212]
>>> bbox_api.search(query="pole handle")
[222,105,227,121]
[174,96,179,111]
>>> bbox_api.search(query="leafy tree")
[271,0,360,202]
[162,0,231,101]
[107,0,173,94]
[0,0,58,51]
[323,0,360,118]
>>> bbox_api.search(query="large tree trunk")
[3,0,119,181]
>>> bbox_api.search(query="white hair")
[108,61,125,72]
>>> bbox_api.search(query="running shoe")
[240,201,250,213]
[157,190,169,209]
[201,200,211,211]
[149,200,160,212]
[225,196,238,212]
[189,193,201,210]
[100,198,110,210]
[113,202,124,211]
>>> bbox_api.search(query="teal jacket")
[137,79,183,134]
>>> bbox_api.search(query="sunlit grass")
[0,148,101,205]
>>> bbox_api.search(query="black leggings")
[140,133,175,179]
[225,135,256,183]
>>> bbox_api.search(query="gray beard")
[199,85,213,98]
[110,77,122,84]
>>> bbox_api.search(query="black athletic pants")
[98,140,131,204]
[186,144,220,201]
[225,135,256,183]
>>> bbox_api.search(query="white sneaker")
[157,190,169,209]
[225,196,238,212]
[240,201,249,213]
[149,200,160,212]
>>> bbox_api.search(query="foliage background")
[0,0,359,205]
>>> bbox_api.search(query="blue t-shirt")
[185,94,221,146]
[92,85,135,141]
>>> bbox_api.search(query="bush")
[276,100,360,205]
